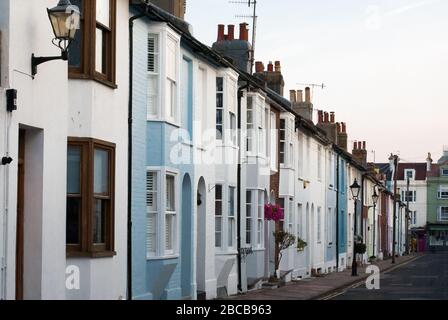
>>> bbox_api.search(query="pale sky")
[186,0,448,163]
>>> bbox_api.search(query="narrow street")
[331,252,448,300]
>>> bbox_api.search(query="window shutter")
[165,215,172,251]
[146,213,156,254]
[147,34,158,73]
[146,172,157,211]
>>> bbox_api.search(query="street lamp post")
[372,188,379,259]
[350,179,361,276]
[390,154,399,264]
[405,176,411,255]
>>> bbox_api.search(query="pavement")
[331,251,448,300]
[228,254,422,300]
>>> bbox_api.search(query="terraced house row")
[0,0,411,300]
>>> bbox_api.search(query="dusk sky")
[186,0,448,163]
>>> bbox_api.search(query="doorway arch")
[196,178,207,294]
[181,174,193,299]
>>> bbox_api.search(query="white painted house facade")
[0,0,129,300]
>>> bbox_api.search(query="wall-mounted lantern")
[31,0,80,77]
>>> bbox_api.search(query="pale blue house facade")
[337,153,348,270]
[130,4,195,300]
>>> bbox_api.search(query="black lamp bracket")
[31,49,68,78]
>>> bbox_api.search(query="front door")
[16,129,25,300]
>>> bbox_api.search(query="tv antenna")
[296,82,326,105]
[230,0,258,74]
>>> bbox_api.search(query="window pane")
[228,218,234,247]
[95,28,105,73]
[96,0,110,27]
[67,146,81,194]
[94,148,109,194]
[67,198,81,245]
[229,187,235,217]
[165,214,174,251]
[93,199,106,244]
[146,212,157,255]
[216,77,223,92]
[68,0,83,68]
[215,217,222,248]
[166,175,175,211]
[146,172,157,211]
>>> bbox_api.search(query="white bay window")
[146,169,178,258]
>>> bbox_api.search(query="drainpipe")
[128,8,147,301]
[335,153,340,271]
[237,83,249,293]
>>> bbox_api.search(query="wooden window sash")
[68,0,117,88]
[67,138,116,258]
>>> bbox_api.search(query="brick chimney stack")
[352,140,368,166]
[212,23,252,73]
[317,111,339,144]
[337,122,348,151]
[253,60,285,96]
[292,87,313,121]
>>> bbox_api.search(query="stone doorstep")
[311,254,423,300]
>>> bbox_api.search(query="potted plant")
[355,243,367,255]
[296,238,308,252]
[273,230,296,279]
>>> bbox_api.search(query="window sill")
[67,251,117,259]
[69,73,117,89]
[216,250,238,256]
[146,254,179,261]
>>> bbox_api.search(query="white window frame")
[441,168,448,176]
[404,169,415,180]
[229,112,237,146]
[215,184,223,248]
[439,207,448,222]
[438,186,448,199]
[288,198,294,234]
[216,77,224,141]
[147,33,160,119]
[279,119,286,165]
[165,172,177,255]
[246,190,253,246]
[269,111,277,171]
[146,171,159,257]
[146,167,179,259]
[257,191,265,248]
[247,96,254,154]
[318,146,322,181]
[165,34,180,124]
[228,186,236,249]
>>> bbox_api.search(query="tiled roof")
[396,163,428,180]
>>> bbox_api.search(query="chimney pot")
[290,90,297,103]
[318,110,323,123]
[353,141,357,150]
[267,61,274,72]
[274,61,281,72]
[337,122,341,133]
[297,90,303,103]
[324,112,329,123]
[305,87,311,103]
[217,24,225,41]
[358,141,362,150]
[363,141,366,150]
[227,25,235,41]
[239,23,249,41]
[330,112,335,124]
[342,122,347,133]
[255,61,264,73]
